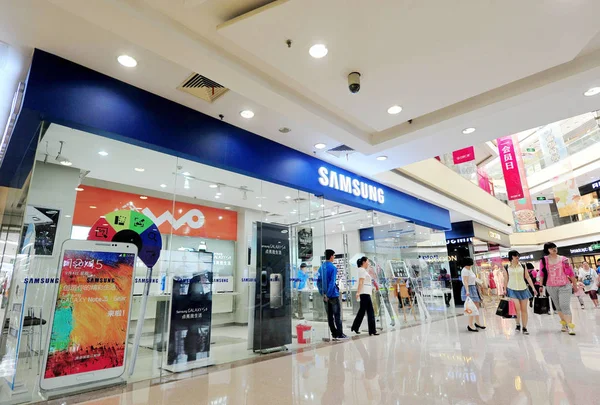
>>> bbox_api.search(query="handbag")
[496,299,510,318]
[464,297,479,316]
[533,296,550,315]
[508,300,517,317]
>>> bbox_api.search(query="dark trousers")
[352,294,376,334]
[325,296,343,338]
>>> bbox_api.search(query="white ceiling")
[1,0,600,178]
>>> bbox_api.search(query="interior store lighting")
[98,151,108,156]
[387,105,402,115]
[240,110,255,119]
[376,156,388,161]
[462,127,476,134]
[309,44,328,59]
[584,87,600,97]
[314,143,327,150]
[56,141,72,166]
[184,178,190,189]
[117,55,137,68]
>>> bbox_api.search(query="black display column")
[447,242,472,305]
[253,222,292,351]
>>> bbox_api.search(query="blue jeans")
[325,296,343,338]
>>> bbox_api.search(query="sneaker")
[560,321,568,333]
[516,324,521,332]
[581,304,585,309]
[568,324,576,335]
[337,334,349,340]
[522,328,529,335]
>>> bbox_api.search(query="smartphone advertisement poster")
[167,251,214,368]
[41,244,136,390]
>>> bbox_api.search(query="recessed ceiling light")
[258,204,262,208]
[387,105,402,115]
[89,205,97,209]
[182,172,191,176]
[584,87,600,97]
[462,127,476,134]
[75,187,84,191]
[60,160,73,166]
[117,55,137,68]
[134,168,145,172]
[98,151,108,156]
[240,110,255,119]
[160,184,167,188]
[279,127,292,134]
[215,195,220,199]
[376,156,388,161]
[314,143,327,150]
[309,44,328,59]
[285,196,291,199]
[209,184,218,188]
[65,215,72,218]
[140,196,148,200]
[218,216,223,220]
[224,207,231,210]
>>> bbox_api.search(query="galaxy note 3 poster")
[44,250,135,378]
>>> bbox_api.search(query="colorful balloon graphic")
[87,210,162,267]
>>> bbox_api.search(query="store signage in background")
[452,146,475,164]
[446,237,473,244]
[536,196,546,201]
[497,136,524,200]
[578,179,600,196]
[73,186,237,240]
[525,147,536,153]
[532,198,554,205]
[473,222,511,247]
[318,167,384,204]
[568,243,600,254]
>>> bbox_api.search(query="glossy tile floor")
[53,299,600,405]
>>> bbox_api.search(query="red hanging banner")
[452,146,475,164]
[497,136,524,200]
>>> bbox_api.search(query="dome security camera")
[348,72,361,94]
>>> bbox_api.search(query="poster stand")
[128,266,153,376]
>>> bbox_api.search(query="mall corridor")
[52,302,598,405]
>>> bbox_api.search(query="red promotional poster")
[73,186,237,240]
[497,136,524,200]
[452,146,475,164]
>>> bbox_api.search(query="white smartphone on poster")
[40,240,138,391]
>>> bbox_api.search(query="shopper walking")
[351,257,378,336]
[461,257,486,332]
[504,251,537,335]
[539,242,578,335]
[317,249,347,340]
[578,261,599,308]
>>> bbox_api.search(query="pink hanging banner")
[452,146,475,164]
[477,167,493,195]
[497,136,524,200]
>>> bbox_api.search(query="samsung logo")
[318,167,384,204]
[24,278,59,284]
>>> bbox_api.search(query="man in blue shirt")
[317,249,347,340]
[294,263,308,319]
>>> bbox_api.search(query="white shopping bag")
[464,297,479,316]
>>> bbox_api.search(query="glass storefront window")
[0,122,453,404]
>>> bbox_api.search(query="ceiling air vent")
[177,73,229,103]
[326,144,356,160]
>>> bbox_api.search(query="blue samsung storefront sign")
[1,50,450,230]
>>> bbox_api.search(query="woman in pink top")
[539,242,578,335]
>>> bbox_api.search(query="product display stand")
[43,378,126,400]
[128,266,152,376]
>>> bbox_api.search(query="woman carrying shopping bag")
[539,242,578,335]
[461,257,486,332]
[504,250,537,335]
[577,261,599,309]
